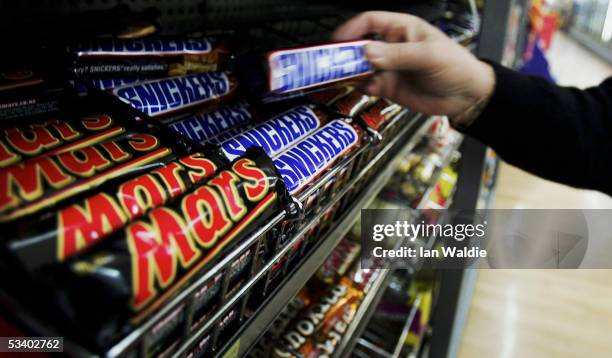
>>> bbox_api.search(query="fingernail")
[365,42,385,61]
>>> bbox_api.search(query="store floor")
[457,32,612,358]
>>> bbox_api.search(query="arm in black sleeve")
[462,61,612,195]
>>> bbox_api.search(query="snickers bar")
[273,119,362,195]
[164,102,253,144]
[268,40,373,94]
[70,38,228,78]
[112,72,236,117]
[220,105,326,161]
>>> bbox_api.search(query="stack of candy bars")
[247,238,378,358]
[0,31,412,356]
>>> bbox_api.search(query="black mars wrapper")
[2,149,227,273]
[37,147,288,349]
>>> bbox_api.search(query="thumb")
[365,41,430,71]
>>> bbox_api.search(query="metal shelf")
[332,130,463,358]
[213,113,436,358]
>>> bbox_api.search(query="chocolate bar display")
[112,72,237,117]
[69,37,229,78]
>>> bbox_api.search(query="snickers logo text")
[76,38,212,57]
[113,72,231,117]
[273,120,358,194]
[221,105,320,161]
[269,40,373,94]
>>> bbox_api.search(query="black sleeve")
[463,61,612,195]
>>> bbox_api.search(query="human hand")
[334,11,495,125]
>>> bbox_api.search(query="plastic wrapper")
[328,90,377,118]
[162,101,253,144]
[307,86,354,107]
[0,66,68,122]
[359,98,403,131]
[0,131,173,222]
[221,105,329,161]
[0,114,124,168]
[30,147,288,349]
[69,37,229,79]
[273,119,363,195]
[111,72,237,117]
[236,40,374,103]
[316,239,361,284]
[2,150,227,272]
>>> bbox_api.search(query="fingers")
[333,11,419,42]
[365,41,432,71]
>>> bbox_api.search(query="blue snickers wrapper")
[111,72,236,117]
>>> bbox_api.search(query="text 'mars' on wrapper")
[0,131,171,222]
[220,105,327,161]
[41,148,287,348]
[268,40,374,94]
[3,150,226,272]
[70,37,228,78]
[273,119,362,195]
[111,72,236,117]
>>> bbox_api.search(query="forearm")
[460,62,612,194]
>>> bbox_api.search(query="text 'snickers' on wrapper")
[268,40,374,94]
[39,147,287,349]
[111,72,237,117]
[3,150,227,272]
[70,37,229,78]
[0,114,124,169]
[273,119,363,195]
[0,132,173,223]
[162,101,254,144]
[220,105,329,161]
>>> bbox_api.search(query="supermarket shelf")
[223,113,436,358]
[391,295,423,357]
[332,132,463,358]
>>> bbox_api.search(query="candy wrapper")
[29,147,288,349]
[111,72,237,117]
[359,98,403,132]
[328,90,377,118]
[69,37,229,79]
[162,101,253,144]
[0,131,173,222]
[236,40,374,103]
[221,105,329,161]
[273,119,363,195]
[2,150,227,272]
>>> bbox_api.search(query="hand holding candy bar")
[334,11,495,126]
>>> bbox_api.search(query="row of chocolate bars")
[0,35,412,355]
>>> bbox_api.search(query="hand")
[334,11,495,125]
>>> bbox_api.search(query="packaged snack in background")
[111,72,237,117]
[69,37,229,79]
[0,66,69,122]
[359,98,403,131]
[12,147,288,350]
[144,304,186,357]
[328,90,377,118]
[316,239,361,284]
[236,40,374,103]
